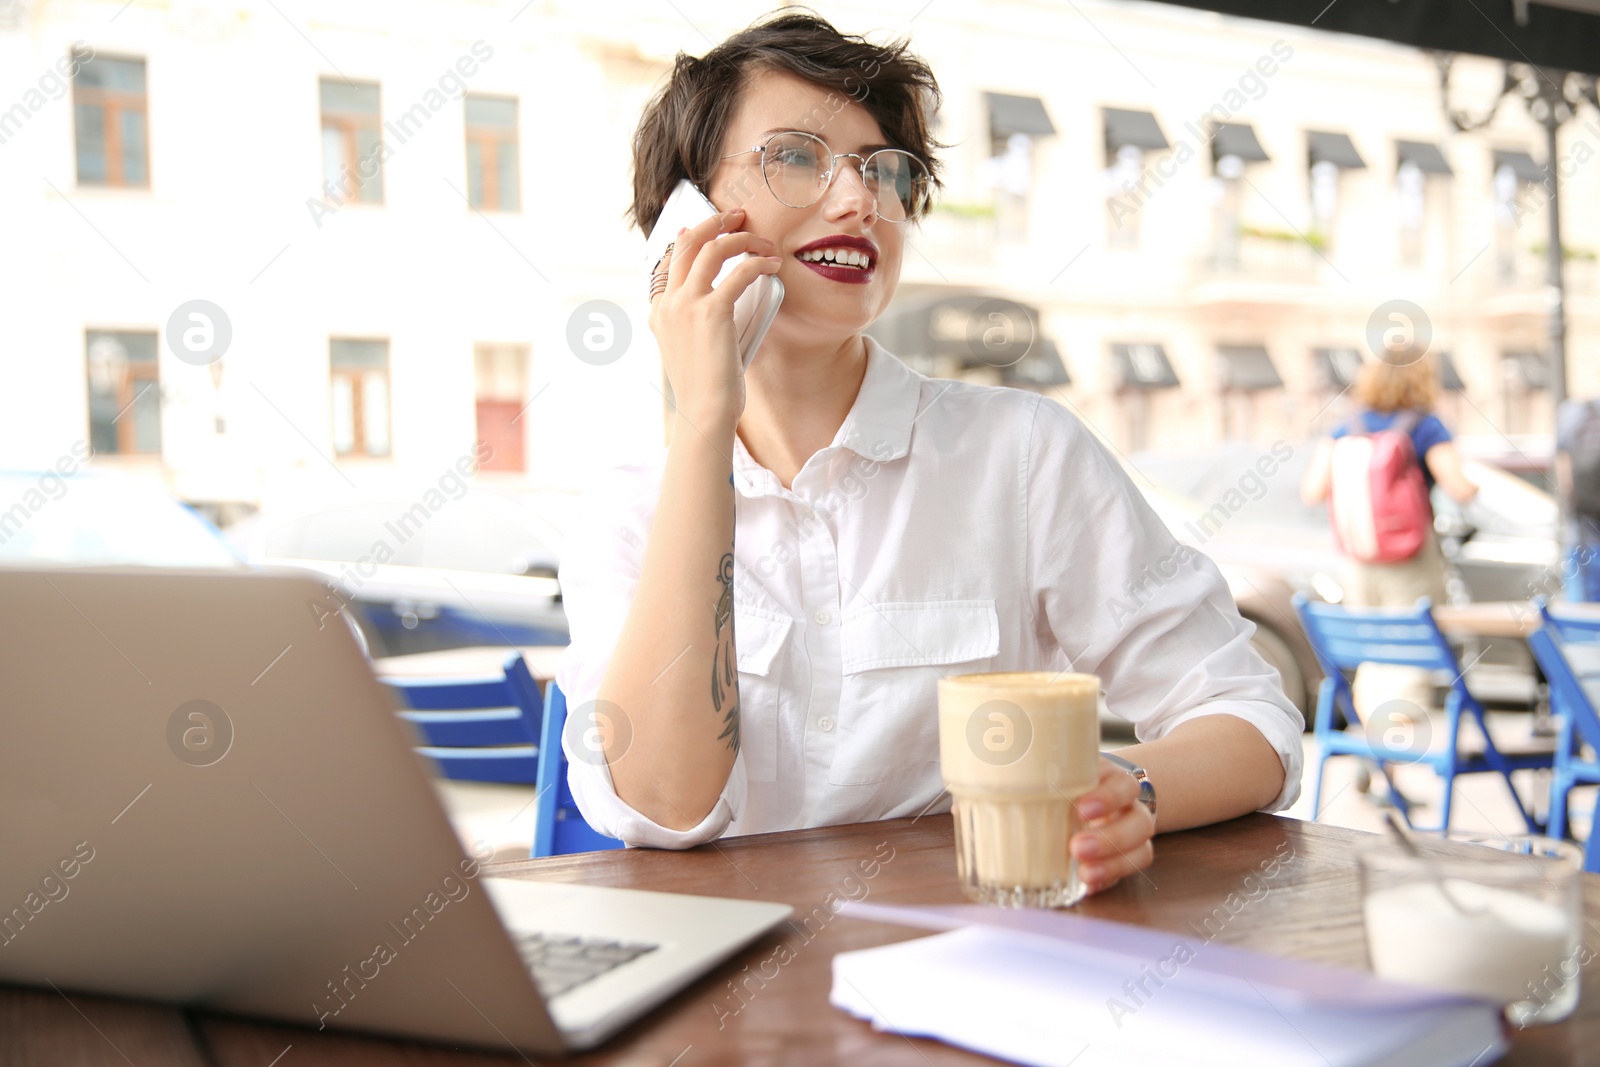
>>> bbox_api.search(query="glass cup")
[937,672,1101,908]
[1359,833,1585,1026]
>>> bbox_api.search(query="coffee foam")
[938,672,1100,795]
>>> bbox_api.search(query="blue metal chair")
[1533,594,1600,760]
[385,651,541,784]
[1527,626,1600,872]
[1293,595,1553,833]
[533,680,624,858]
[1536,596,1600,643]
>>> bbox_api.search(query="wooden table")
[1434,601,1546,641]
[3,814,1597,1065]
[1435,601,1600,641]
[1433,601,1600,704]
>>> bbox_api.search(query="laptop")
[0,566,791,1054]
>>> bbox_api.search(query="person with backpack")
[1301,354,1479,610]
[1299,356,1478,801]
[1556,396,1600,602]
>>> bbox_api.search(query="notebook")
[829,902,1507,1067]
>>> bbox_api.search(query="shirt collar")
[732,335,923,496]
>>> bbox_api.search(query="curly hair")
[627,9,945,235]
[1353,354,1439,412]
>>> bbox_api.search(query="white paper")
[830,926,1507,1067]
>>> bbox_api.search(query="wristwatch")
[1100,750,1157,822]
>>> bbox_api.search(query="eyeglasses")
[720,130,931,223]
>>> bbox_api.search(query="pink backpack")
[1327,410,1432,564]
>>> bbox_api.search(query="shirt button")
[818,716,835,733]
[813,610,832,626]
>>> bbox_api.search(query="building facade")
[1,0,1594,512]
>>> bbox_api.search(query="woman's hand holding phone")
[647,206,781,435]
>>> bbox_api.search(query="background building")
[1,0,1594,513]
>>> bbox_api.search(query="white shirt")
[555,337,1304,849]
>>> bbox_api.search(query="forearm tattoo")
[710,551,741,753]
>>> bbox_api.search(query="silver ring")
[648,242,674,300]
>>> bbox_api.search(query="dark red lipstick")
[793,234,878,285]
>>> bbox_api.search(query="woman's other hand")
[1070,757,1156,895]
[647,206,781,433]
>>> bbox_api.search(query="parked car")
[1128,442,1562,705]
[1454,433,1554,492]
[240,489,572,657]
[0,471,241,570]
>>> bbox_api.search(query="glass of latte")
[937,671,1101,908]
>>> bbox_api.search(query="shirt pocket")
[734,605,792,783]
[829,599,1000,786]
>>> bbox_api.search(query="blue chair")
[533,680,624,858]
[1536,596,1600,644]
[1527,626,1600,872]
[1293,595,1553,833]
[385,651,541,784]
[1532,594,1600,742]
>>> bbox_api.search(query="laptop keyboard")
[516,932,659,998]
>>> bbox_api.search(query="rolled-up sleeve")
[553,462,746,848]
[1024,399,1305,812]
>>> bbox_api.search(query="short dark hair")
[628,9,945,234]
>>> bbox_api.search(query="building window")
[86,329,161,455]
[1397,160,1426,266]
[74,55,148,187]
[1494,164,1520,283]
[1216,345,1283,441]
[320,79,383,205]
[1105,144,1145,249]
[1102,108,1170,251]
[1111,343,1180,452]
[474,344,529,472]
[1394,141,1452,268]
[1500,350,1548,435]
[465,95,519,211]
[1493,149,1545,285]
[1207,123,1270,270]
[1212,155,1245,268]
[1309,346,1363,430]
[330,339,390,457]
[1306,131,1366,253]
[982,92,1055,241]
[1309,160,1340,240]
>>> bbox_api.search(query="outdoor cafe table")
[3,814,1597,1065]
[1434,602,1547,641]
[1434,600,1600,690]
[1434,600,1600,642]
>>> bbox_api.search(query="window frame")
[85,329,162,456]
[464,94,520,212]
[1104,143,1145,250]
[473,342,530,472]
[73,54,150,188]
[329,338,392,458]
[320,79,384,205]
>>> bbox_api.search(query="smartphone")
[645,179,784,369]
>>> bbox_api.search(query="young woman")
[556,12,1303,895]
